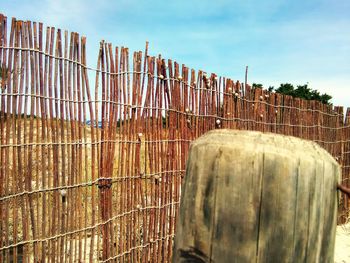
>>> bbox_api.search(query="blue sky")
[2,0,350,107]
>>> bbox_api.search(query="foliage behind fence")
[0,14,349,262]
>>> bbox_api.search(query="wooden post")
[173,129,340,263]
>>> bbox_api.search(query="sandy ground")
[335,223,350,263]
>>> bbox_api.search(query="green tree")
[275,83,295,97]
[274,83,332,105]
[294,84,312,100]
[320,93,332,104]
[252,83,263,89]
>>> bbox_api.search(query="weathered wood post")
[173,129,340,263]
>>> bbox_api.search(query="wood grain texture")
[173,129,340,263]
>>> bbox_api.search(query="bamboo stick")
[32,21,41,262]
[26,20,39,261]
[0,14,6,263]
[10,18,20,263]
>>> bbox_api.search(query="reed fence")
[0,14,349,262]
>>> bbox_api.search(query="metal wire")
[0,45,344,118]
[100,234,175,262]
[0,201,180,251]
[0,170,185,202]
